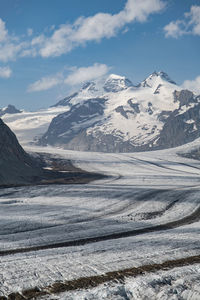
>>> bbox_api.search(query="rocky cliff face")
[158,91,200,148]
[0,118,44,186]
[39,72,200,152]
[0,119,103,186]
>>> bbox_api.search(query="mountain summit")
[54,73,134,107]
[0,104,21,117]
[139,71,176,88]
[103,74,134,92]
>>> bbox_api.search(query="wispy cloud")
[0,17,28,62]
[164,5,200,38]
[182,75,200,95]
[0,0,165,62]
[65,63,110,86]
[0,42,26,62]
[27,63,110,92]
[37,0,165,58]
[0,19,7,42]
[0,66,12,78]
[27,73,63,92]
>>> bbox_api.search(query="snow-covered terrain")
[2,106,70,146]
[42,264,200,300]
[0,140,200,298]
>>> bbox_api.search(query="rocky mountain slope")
[0,104,21,117]
[0,118,44,186]
[39,71,200,152]
[0,119,104,186]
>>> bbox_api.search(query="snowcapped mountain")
[53,74,134,107]
[103,74,134,92]
[0,104,21,117]
[39,71,200,152]
[138,71,176,88]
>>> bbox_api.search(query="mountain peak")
[81,81,95,89]
[156,71,176,84]
[104,73,133,93]
[107,74,126,80]
[139,71,176,88]
[0,104,21,117]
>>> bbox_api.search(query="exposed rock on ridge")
[39,72,200,152]
[0,104,21,117]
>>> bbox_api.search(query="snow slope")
[42,264,200,300]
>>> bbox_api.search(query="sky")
[0,0,199,111]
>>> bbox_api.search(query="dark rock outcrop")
[0,119,104,186]
[41,98,106,146]
[0,118,43,186]
[0,104,21,117]
[39,89,200,153]
[38,70,200,153]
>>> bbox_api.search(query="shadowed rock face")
[39,88,200,153]
[0,119,44,186]
[39,69,200,153]
[41,98,106,146]
[103,76,133,92]
[158,101,200,148]
[0,119,105,186]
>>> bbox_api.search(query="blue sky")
[0,0,199,110]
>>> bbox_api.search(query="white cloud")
[0,19,7,42]
[0,66,12,78]
[27,74,62,92]
[164,5,200,38]
[0,18,28,62]
[64,63,110,86]
[31,34,46,46]
[0,42,26,62]
[123,0,165,22]
[182,76,200,95]
[28,63,110,92]
[164,20,186,38]
[37,0,165,57]
[0,1,165,61]
[187,5,200,35]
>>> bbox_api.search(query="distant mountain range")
[39,71,200,152]
[0,104,21,117]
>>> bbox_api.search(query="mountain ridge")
[0,104,22,117]
[38,71,200,152]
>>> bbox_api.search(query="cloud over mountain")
[182,75,200,95]
[64,64,110,86]
[27,63,110,92]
